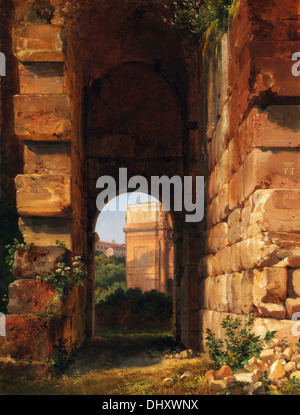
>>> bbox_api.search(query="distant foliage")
[205,314,277,371]
[94,254,126,304]
[98,287,173,320]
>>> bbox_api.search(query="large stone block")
[12,245,69,279]
[226,272,242,314]
[230,242,243,272]
[286,298,300,319]
[8,278,86,318]
[253,267,287,318]
[24,142,71,175]
[243,149,300,202]
[13,24,64,61]
[8,279,58,314]
[249,189,300,235]
[253,317,299,348]
[287,269,300,298]
[18,217,72,249]
[228,167,243,211]
[218,184,230,221]
[212,275,228,312]
[241,270,255,315]
[206,222,228,254]
[240,232,291,270]
[253,267,287,305]
[227,208,241,245]
[244,106,300,150]
[1,314,52,360]
[213,149,230,198]
[19,62,66,95]
[249,56,300,97]
[15,174,71,217]
[257,303,286,319]
[228,131,242,175]
[14,95,71,139]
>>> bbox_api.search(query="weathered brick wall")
[199,0,300,347]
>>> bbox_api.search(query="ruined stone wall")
[199,0,300,348]
[1,0,299,361]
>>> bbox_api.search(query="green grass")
[1,328,300,395]
[0,328,211,395]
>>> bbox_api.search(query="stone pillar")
[0,11,86,359]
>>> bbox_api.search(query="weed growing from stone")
[166,0,240,46]
[205,314,277,371]
[5,238,34,272]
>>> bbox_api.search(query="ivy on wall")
[167,0,240,47]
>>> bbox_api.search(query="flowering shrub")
[36,256,87,300]
[166,0,240,44]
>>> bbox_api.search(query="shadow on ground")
[65,328,182,376]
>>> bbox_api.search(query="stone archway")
[83,59,195,340]
[1,0,202,359]
[2,0,298,362]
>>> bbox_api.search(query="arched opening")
[93,192,174,339]
[83,60,186,340]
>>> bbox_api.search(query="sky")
[95,192,159,244]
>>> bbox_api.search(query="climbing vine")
[166,0,240,46]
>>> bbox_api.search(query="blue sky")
[95,192,159,244]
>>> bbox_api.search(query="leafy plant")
[50,338,71,374]
[205,314,277,371]
[167,0,240,46]
[55,240,66,248]
[5,238,34,272]
[36,255,86,300]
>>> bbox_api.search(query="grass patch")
[0,329,211,395]
[0,358,212,395]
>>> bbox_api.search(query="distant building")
[95,235,126,258]
[124,202,174,296]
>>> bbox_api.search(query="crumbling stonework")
[199,0,300,348]
[0,0,299,360]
